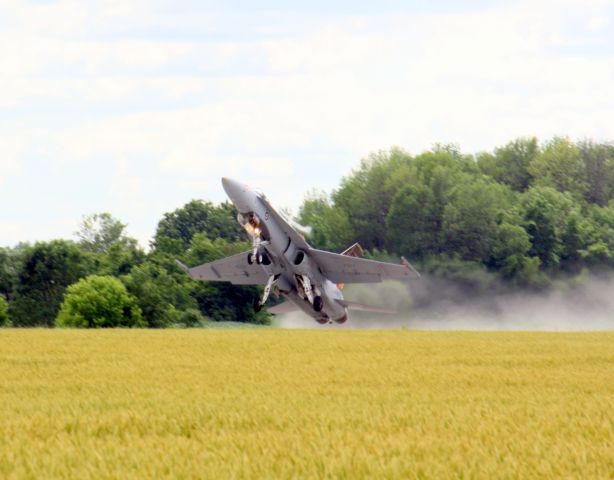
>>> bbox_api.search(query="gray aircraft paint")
[177,177,419,325]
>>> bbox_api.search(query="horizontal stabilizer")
[340,242,364,258]
[175,259,190,273]
[335,299,397,314]
[268,301,300,315]
[401,256,421,278]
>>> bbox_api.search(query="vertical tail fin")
[340,242,364,258]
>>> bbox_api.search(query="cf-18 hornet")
[176,178,419,325]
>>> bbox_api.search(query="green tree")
[0,296,9,326]
[56,275,144,328]
[298,191,354,252]
[577,203,614,267]
[184,234,250,265]
[386,183,440,259]
[176,308,207,327]
[10,240,92,326]
[333,148,412,251]
[330,146,478,254]
[76,213,145,276]
[153,200,245,254]
[520,186,577,270]
[529,137,588,197]
[490,221,541,283]
[385,149,477,256]
[419,255,499,297]
[478,137,538,191]
[441,181,514,261]
[96,240,146,276]
[0,246,20,300]
[76,213,126,253]
[578,140,614,206]
[122,262,198,328]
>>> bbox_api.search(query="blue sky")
[1,0,613,247]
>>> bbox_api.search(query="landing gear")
[295,275,315,304]
[257,252,271,265]
[251,225,262,262]
[253,298,262,312]
[313,295,324,312]
[248,250,271,265]
[253,274,279,312]
[295,275,324,312]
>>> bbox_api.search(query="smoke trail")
[273,277,614,331]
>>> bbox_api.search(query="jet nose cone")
[221,177,251,211]
[221,177,241,196]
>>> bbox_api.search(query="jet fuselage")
[222,177,347,324]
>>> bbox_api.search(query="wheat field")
[0,329,613,479]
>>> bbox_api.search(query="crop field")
[0,329,613,479]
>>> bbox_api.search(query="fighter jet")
[176,178,419,325]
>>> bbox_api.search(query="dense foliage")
[1,136,613,327]
[153,200,246,254]
[1,199,269,327]
[56,275,145,328]
[0,296,8,326]
[299,138,614,293]
[9,240,92,327]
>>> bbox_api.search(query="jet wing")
[309,248,420,284]
[175,252,270,285]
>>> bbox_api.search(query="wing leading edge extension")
[308,248,420,284]
[175,251,270,285]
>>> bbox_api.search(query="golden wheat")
[0,329,613,479]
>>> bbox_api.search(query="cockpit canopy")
[237,212,268,240]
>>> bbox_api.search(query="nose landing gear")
[247,251,271,265]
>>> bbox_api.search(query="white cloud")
[0,0,613,245]
[0,148,21,176]
[0,222,25,246]
[587,15,610,31]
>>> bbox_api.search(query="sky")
[0,0,613,248]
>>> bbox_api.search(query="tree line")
[299,137,614,299]
[0,205,269,327]
[1,136,614,327]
